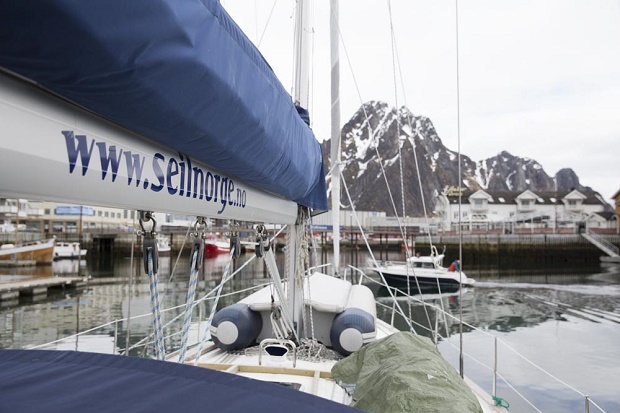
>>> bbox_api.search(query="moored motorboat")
[371,247,475,293]
[156,235,171,256]
[53,242,87,260]
[0,239,55,265]
[204,235,231,257]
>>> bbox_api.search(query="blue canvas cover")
[0,0,328,210]
[0,350,358,412]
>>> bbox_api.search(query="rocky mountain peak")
[322,101,603,216]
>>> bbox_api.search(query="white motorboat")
[156,235,171,256]
[371,246,475,293]
[53,242,87,260]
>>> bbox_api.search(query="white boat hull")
[53,242,87,260]
[0,239,55,264]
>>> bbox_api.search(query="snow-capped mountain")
[321,101,599,216]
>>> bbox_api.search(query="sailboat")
[0,1,502,412]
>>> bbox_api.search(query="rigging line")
[254,0,259,43]
[386,0,404,222]
[381,0,437,256]
[384,0,437,257]
[126,251,264,355]
[380,1,452,331]
[336,16,433,316]
[455,0,464,379]
[161,222,192,301]
[334,4,444,326]
[340,173,421,333]
[177,249,200,364]
[257,0,279,47]
[387,0,414,322]
[125,212,136,355]
[146,250,166,360]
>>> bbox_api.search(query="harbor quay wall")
[2,231,618,267]
[412,234,619,267]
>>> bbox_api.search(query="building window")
[473,199,483,206]
[568,200,577,206]
[521,200,531,206]
[44,209,51,215]
[453,212,459,219]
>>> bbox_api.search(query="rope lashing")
[138,211,165,360]
[492,395,510,410]
[178,217,207,364]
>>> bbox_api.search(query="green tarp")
[331,332,483,413]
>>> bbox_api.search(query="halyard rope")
[146,250,165,360]
[177,249,199,363]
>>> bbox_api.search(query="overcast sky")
[222,1,619,201]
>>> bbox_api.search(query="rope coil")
[493,395,510,410]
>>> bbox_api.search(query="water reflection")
[1,251,619,412]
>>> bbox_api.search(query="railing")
[583,229,619,257]
[364,274,608,413]
[29,281,271,356]
[26,263,609,413]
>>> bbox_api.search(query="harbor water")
[1,249,618,413]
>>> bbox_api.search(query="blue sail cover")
[0,350,358,412]
[0,0,328,210]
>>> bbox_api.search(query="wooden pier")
[0,277,83,303]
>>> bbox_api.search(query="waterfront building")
[434,188,614,234]
[0,198,134,235]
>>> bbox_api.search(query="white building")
[434,188,613,234]
[0,198,135,234]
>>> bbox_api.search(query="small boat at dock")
[0,239,55,265]
[204,235,230,257]
[53,242,87,260]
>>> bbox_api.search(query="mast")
[330,0,341,276]
[288,0,313,337]
[293,0,312,109]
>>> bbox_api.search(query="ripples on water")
[1,251,618,412]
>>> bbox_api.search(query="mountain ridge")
[321,101,606,216]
